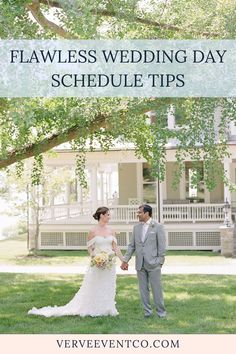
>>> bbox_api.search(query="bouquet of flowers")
[90,250,116,270]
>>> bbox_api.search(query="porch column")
[179,170,186,200]
[65,182,70,204]
[136,162,143,202]
[229,121,236,136]
[90,164,98,211]
[161,167,167,201]
[159,180,164,224]
[100,170,104,204]
[204,188,210,203]
[223,157,232,220]
[167,105,175,129]
[79,184,83,203]
[49,191,54,205]
[231,163,236,203]
[108,171,112,200]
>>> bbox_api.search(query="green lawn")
[1,235,236,334]
[0,273,235,334]
[0,235,89,265]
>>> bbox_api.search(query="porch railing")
[39,201,93,221]
[37,203,224,223]
[163,203,224,222]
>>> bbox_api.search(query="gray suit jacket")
[123,220,166,271]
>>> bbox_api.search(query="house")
[29,112,236,252]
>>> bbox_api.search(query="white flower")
[91,251,116,270]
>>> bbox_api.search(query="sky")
[0,198,19,239]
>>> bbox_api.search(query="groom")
[121,204,166,318]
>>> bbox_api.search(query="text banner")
[0,40,235,97]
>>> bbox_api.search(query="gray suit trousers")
[137,266,166,317]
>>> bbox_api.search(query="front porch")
[33,202,224,251]
[28,148,234,251]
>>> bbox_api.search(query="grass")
[0,273,236,334]
[1,234,236,334]
[0,234,89,265]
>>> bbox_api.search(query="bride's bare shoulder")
[88,228,96,240]
[109,228,116,237]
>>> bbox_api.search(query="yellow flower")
[91,251,116,270]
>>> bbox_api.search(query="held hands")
[120,261,129,271]
[90,251,96,258]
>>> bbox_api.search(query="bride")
[28,206,124,317]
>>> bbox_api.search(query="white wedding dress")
[28,236,119,317]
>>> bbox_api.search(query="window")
[174,105,187,127]
[143,163,156,203]
[185,162,204,202]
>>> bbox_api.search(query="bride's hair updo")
[93,206,109,221]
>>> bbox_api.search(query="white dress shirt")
[141,218,152,242]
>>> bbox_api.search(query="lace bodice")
[87,235,117,254]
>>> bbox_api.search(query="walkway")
[1,262,236,275]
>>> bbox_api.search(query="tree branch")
[26,0,78,39]
[37,0,220,38]
[39,0,61,7]
[0,116,106,169]
[95,9,220,38]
